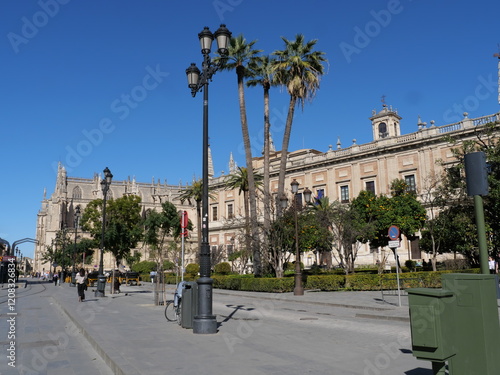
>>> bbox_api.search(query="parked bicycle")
[164,298,181,324]
[164,281,186,325]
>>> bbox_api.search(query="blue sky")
[1,0,499,259]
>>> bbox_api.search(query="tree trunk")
[263,84,273,275]
[236,64,261,277]
[277,95,297,216]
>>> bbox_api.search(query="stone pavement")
[2,278,436,375]
[0,279,113,375]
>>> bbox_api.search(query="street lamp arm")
[189,55,226,97]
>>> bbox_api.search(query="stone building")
[33,106,500,273]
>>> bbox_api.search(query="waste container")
[181,281,198,329]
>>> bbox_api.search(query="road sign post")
[388,226,402,307]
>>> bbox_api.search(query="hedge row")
[157,269,480,293]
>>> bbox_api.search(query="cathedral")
[33,106,500,274]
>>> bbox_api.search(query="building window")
[227,203,234,219]
[227,244,234,256]
[212,206,218,221]
[405,175,416,192]
[72,186,82,199]
[365,181,375,195]
[379,122,388,138]
[340,185,349,203]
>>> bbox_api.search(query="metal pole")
[474,195,490,274]
[293,195,303,295]
[193,58,217,334]
[96,184,108,297]
[393,246,402,307]
[181,211,185,283]
[72,217,78,286]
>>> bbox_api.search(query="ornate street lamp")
[185,24,231,334]
[286,180,313,296]
[96,167,113,297]
[290,180,304,295]
[71,205,81,286]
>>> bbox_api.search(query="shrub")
[185,263,200,277]
[306,275,345,291]
[163,260,175,270]
[131,261,156,274]
[214,262,231,275]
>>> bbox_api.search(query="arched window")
[72,186,82,200]
[378,122,388,138]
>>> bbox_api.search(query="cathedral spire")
[229,152,237,174]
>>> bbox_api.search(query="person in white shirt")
[75,268,87,302]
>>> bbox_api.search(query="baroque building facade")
[33,106,500,273]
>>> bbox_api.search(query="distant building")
[33,106,500,273]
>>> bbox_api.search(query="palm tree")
[222,34,263,276]
[178,180,215,254]
[272,34,327,215]
[225,167,263,263]
[247,55,276,262]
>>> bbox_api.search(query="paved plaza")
[0,278,437,375]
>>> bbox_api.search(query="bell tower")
[370,98,402,141]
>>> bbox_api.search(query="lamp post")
[282,180,312,296]
[185,24,231,334]
[96,167,113,298]
[71,205,81,286]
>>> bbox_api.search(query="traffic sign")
[388,225,400,240]
[388,240,400,248]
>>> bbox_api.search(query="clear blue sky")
[1,0,499,259]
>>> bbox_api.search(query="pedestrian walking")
[75,268,87,302]
[53,272,58,286]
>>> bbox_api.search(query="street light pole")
[96,167,113,298]
[287,181,312,296]
[186,24,231,334]
[290,180,304,296]
[71,205,81,286]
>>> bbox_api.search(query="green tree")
[142,201,190,274]
[223,34,263,276]
[351,181,427,263]
[80,195,143,269]
[272,34,327,215]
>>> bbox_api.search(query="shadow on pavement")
[218,304,256,328]
[405,368,434,374]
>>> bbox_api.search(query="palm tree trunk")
[236,65,261,277]
[277,95,297,216]
[263,84,273,275]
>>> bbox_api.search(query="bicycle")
[164,298,181,324]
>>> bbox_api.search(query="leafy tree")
[420,123,500,266]
[80,195,143,269]
[223,34,263,277]
[142,201,191,279]
[272,34,327,215]
[351,180,427,264]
